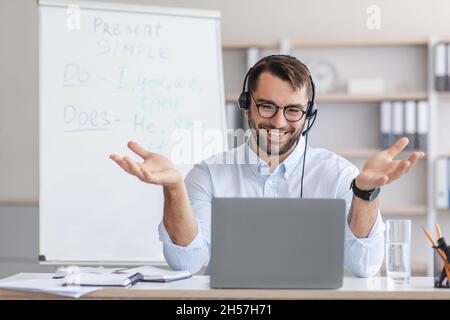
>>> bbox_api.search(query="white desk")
[0,273,449,299]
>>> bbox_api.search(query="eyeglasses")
[249,92,307,122]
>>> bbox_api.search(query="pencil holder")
[433,246,450,288]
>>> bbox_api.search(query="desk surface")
[0,273,449,300]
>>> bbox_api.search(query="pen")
[126,273,143,287]
[422,226,450,280]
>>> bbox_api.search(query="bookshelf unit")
[222,36,442,276]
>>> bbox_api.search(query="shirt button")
[267,180,272,185]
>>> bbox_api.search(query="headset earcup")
[306,102,316,118]
[238,91,250,110]
[302,104,317,136]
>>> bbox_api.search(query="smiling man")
[248,72,306,162]
[110,55,424,277]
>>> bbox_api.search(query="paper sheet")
[0,278,100,298]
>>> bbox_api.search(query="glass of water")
[385,219,411,285]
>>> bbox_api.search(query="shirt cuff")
[345,209,385,247]
[158,220,205,250]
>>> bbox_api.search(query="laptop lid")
[210,198,346,289]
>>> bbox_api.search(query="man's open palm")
[356,137,425,191]
[110,141,182,187]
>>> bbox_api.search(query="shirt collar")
[245,135,306,178]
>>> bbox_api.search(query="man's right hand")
[110,141,183,188]
[111,141,198,246]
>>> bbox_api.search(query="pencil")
[437,223,443,239]
[422,226,450,280]
[423,226,437,246]
[435,223,450,281]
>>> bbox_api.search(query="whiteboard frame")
[38,0,227,266]
[38,0,221,19]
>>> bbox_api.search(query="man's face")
[247,72,309,156]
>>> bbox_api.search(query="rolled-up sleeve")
[158,161,212,274]
[338,164,386,278]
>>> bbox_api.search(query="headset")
[238,55,318,197]
[238,54,317,136]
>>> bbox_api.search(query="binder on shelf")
[417,100,428,150]
[392,101,404,145]
[435,43,447,91]
[225,101,240,129]
[436,157,449,209]
[448,158,450,209]
[380,101,394,149]
[447,43,450,91]
[404,100,416,150]
[246,47,260,71]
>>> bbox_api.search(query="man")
[110,55,424,277]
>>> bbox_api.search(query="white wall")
[2,0,450,200]
[117,0,450,42]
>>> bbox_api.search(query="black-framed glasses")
[249,92,307,122]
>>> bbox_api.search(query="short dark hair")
[247,55,313,100]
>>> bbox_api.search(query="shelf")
[2,201,425,215]
[289,36,429,48]
[0,199,38,206]
[225,92,428,103]
[436,36,450,43]
[222,36,429,49]
[333,149,427,159]
[381,206,427,216]
[225,94,238,103]
[437,92,450,100]
[438,152,450,157]
[316,92,428,102]
[223,41,279,50]
[433,208,450,213]
[334,149,380,158]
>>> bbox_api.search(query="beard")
[247,118,304,156]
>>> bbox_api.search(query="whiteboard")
[38,0,226,264]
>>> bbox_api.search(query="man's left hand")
[355,137,425,191]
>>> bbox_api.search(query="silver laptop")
[210,198,346,289]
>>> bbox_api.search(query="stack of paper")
[54,265,192,283]
[0,277,100,298]
[0,266,192,298]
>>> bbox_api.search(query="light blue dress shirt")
[158,136,385,278]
